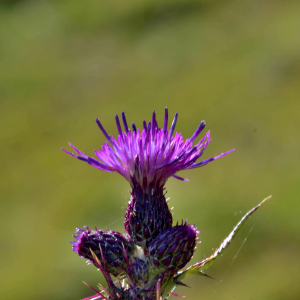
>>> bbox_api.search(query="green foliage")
[0,0,300,299]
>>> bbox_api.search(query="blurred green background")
[1,0,300,299]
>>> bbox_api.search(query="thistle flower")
[62,108,233,189]
[63,108,233,247]
[64,108,268,300]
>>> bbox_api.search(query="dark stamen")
[122,111,129,133]
[132,122,137,133]
[95,118,113,145]
[144,122,151,149]
[152,111,156,136]
[164,107,169,134]
[115,115,123,136]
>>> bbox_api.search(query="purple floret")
[62,108,234,188]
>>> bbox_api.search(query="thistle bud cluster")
[72,182,199,299]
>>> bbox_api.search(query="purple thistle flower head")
[62,108,234,189]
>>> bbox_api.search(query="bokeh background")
[1,0,300,299]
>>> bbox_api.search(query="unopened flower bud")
[71,227,134,277]
[128,257,149,285]
[148,223,200,273]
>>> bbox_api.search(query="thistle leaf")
[175,196,271,282]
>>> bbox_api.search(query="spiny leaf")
[176,196,271,282]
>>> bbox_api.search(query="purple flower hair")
[62,108,234,189]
